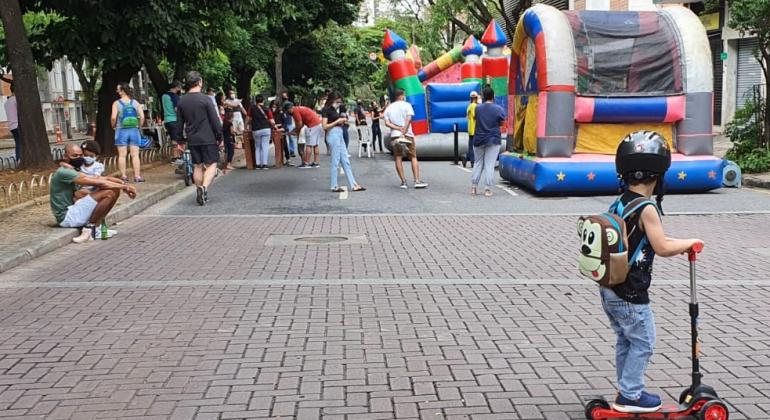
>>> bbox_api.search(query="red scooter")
[584,243,729,420]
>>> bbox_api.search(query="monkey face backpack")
[577,197,656,287]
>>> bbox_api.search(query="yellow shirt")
[467,102,477,136]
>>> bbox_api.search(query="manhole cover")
[265,234,368,246]
[293,236,348,244]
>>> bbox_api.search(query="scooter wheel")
[584,399,610,420]
[679,387,692,404]
[698,400,729,420]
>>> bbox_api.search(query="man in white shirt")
[4,84,20,162]
[383,88,427,189]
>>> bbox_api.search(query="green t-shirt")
[50,167,79,223]
[162,93,177,123]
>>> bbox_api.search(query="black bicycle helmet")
[616,131,671,213]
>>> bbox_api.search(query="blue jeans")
[253,128,271,166]
[600,287,656,401]
[328,127,357,189]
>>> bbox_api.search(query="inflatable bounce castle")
[381,5,724,194]
[381,23,511,157]
[499,4,724,194]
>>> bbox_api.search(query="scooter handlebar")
[688,242,704,262]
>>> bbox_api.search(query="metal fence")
[0,146,172,210]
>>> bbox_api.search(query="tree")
[0,0,50,168]
[729,0,770,148]
[71,57,100,134]
[263,0,362,95]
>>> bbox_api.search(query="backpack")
[577,197,657,287]
[118,100,140,128]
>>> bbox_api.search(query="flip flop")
[331,187,345,193]
[353,186,366,192]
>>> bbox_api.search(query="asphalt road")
[148,150,770,216]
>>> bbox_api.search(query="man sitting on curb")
[51,144,138,243]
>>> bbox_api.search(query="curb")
[0,179,186,274]
[743,176,770,190]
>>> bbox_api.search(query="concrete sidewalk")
[0,164,185,273]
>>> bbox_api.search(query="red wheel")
[698,400,729,420]
[584,399,609,420]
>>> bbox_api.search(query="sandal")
[470,187,477,196]
[134,176,145,183]
[331,187,345,193]
[120,175,129,184]
[484,190,493,197]
[353,186,366,192]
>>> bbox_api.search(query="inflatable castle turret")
[481,20,509,113]
[461,36,483,84]
[382,29,429,134]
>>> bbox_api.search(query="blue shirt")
[473,102,505,147]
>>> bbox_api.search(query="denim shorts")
[115,127,141,147]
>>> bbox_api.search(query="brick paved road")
[1,157,769,419]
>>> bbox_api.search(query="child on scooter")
[604,131,703,413]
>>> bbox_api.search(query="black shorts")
[164,122,180,142]
[189,144,219,165]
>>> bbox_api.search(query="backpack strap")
[620,197,659,220]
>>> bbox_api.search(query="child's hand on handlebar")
[683,239,704,254]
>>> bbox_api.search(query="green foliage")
[251,69,272,96]
[195,49,230,92]
[725,99,770,173]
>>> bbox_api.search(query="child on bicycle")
[603,131,702,413]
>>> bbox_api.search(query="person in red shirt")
[284,102,324,168]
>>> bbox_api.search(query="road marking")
[454,165,472,173]
[137,210,770,218]
[1,278,769,289]
[339,186,348,200]
[496,183,519,196]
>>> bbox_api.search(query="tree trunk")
[72,59,99,132]
[144,60,170,96]
[235,67,255,104]
[95,66,138,156]
[0,0,52,169]
[274,46,285,96]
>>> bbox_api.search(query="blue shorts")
[115,127,141,147]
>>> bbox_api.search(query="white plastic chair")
[357,125,372,158]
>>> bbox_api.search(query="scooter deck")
[585,397,705,419]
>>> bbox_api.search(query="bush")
[725,98,770,173]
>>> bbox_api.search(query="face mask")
[69,157,85,169]
[83,156,96,165]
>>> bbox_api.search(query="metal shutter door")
[710,36,723,125]
[736,38,762,109]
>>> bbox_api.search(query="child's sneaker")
[612,392,661,413]
[72,227,94,244]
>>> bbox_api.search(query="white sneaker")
[414,181,428,189]
[72,227,94,244]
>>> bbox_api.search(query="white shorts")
[306,124,323,147]
[60,195,98,228]
[298,127,307,145]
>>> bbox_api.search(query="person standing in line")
[284,102,323,169]
[222,110,236,173]
[465,91,479,168]
[250,95,275,170]
[321,92,365,193]
[269,99,290,166]
[369,101,383,153]
[162,81,183,163]
[214,92,225,120]
[224,89,247,134]
[4,84,20,163]
[111,83,145,183]
[383,88,428,189]
[206,88,218,110]
[470,86,505,197]
[176,71,223,205]
[339,101,350,151]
